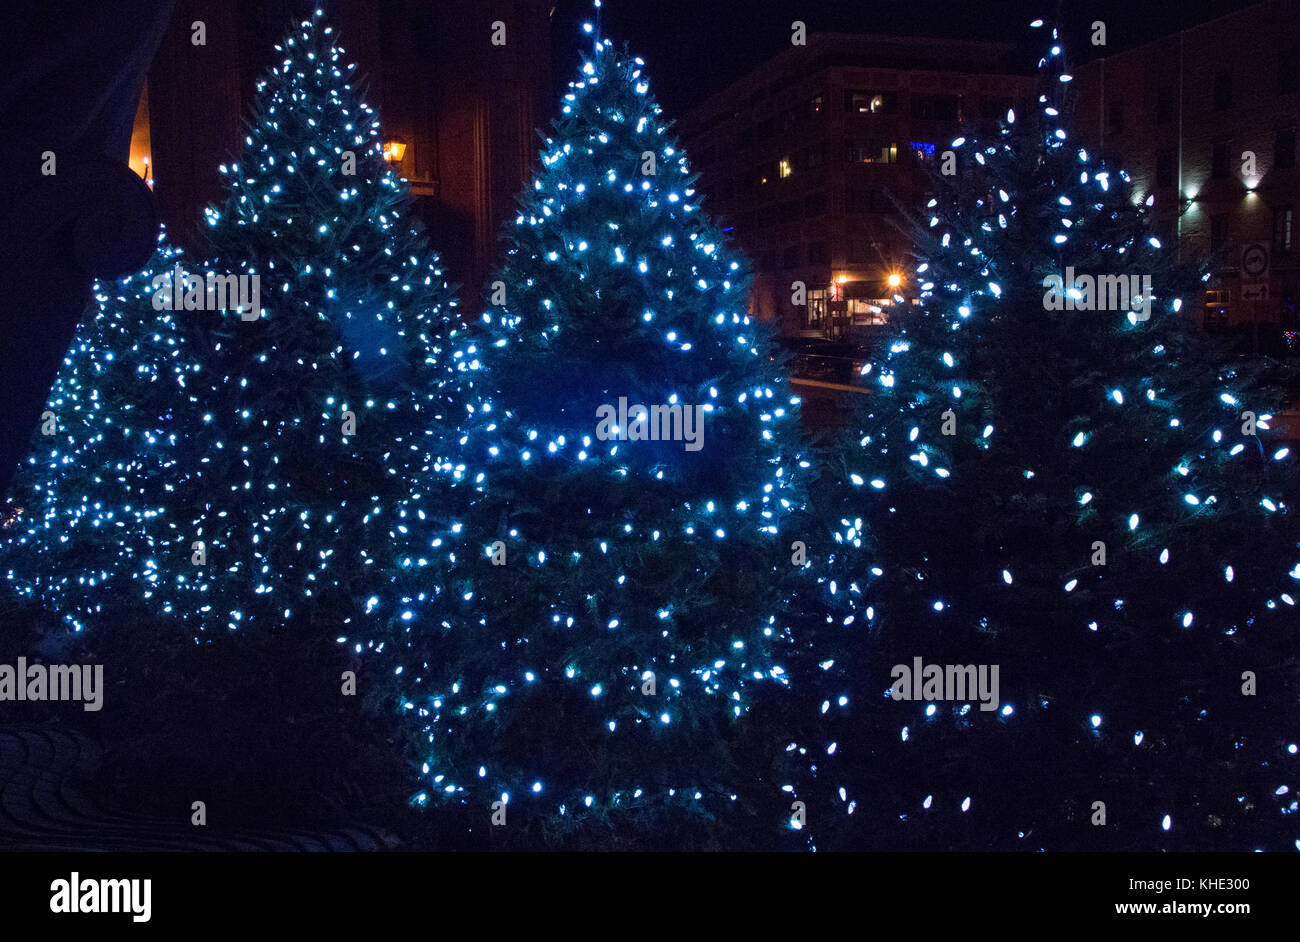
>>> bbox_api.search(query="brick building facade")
[680,33,1034,343]
[128,0,553,305]
[1072,0,1300,341]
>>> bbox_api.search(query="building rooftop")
[684,32,1028,127]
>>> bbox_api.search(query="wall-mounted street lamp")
[382,138,408,162]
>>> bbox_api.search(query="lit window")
[846,91,892,114]
[848,299,889,326]
[847,141,897,164]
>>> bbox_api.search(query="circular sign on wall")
[1241,242,1269,279]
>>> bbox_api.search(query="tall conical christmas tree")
[156,8,462,637]
[1,233,202,633]
[787,22,1300,851]
[377,34,815,847]
[3,8,463,643]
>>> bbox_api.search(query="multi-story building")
[128,0,553,306]
[1073,0,1300,344]
[680,32,1034,343]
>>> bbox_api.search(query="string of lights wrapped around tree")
[782,18,1300,852]
[2,9,463,643]
[2,235,200,633]
[370,28,819,845]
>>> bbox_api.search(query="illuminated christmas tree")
[3,9,462,641]
[377,33,813,847]
[1,235,202,633]
[787,21,1300,851]
[146,7,464,638]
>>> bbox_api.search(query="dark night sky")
[545,0,1262,118]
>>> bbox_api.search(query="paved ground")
[0,725,401,851]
